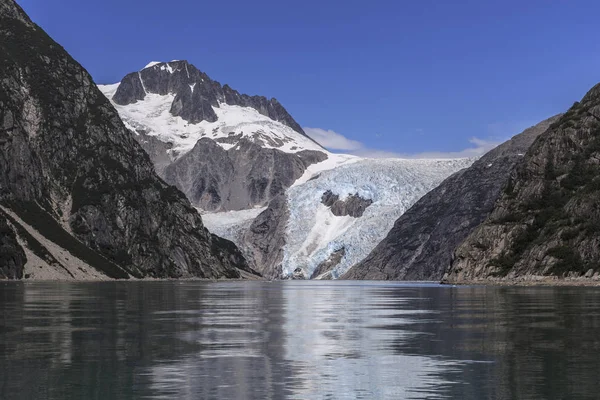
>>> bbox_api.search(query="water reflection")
[1,281,600,399]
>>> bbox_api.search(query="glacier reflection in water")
[2,281,600,399]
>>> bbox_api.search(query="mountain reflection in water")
[1,281,599,399]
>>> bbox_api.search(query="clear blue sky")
[18,0,600,156]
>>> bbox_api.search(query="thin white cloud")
[304,126,503,159]
[303,127,364,151]
[400,137,503,159]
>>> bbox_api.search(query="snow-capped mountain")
[100,62,324,159]
[99,60,328,211]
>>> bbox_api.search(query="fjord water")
[1,282,599,399]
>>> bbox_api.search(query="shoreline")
[441,276,600,287]
[3,276,600,287]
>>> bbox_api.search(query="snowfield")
[99,83,324,160]
[281,157,475,279]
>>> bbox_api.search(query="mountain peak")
[104,60,319,146]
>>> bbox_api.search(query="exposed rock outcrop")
[163,139,327,211]
[310,248,345,279]
[0,0,255,280]
[240,195,289,279]
[321,190,373,218]
[342,116,560,281]
[446,86,600,282]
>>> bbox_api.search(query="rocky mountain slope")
[0,0,255,280]
[445,85,600,282]
[342,116,559,281]
[206,157,475,279]
[99,63,328,211]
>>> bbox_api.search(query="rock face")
[0,214,25,279]
[240,195,289,279]
[446,86,600,282]
[163,138,326,211]
[100,62,327,211]
[342,116,560,281]
[310,248,345,279]
[0,0,255,280]
[321,190,373,218]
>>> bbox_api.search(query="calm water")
[1,281,599,399]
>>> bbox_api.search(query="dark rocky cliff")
[0,0,255,279]
[447,85,600,282]
[342,116,559,281]
[0,214,25,279]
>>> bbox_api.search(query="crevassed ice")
[282,157,475,279]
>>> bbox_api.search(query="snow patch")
[138,72,147,94]
[161,64,174,74]
[144,61,162,69]
[99,82,120,97]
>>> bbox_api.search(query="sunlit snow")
[99,84,324,160]
[143,61,162,69]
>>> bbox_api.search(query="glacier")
[281,157,475,279]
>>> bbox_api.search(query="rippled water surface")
[1,281,600,399]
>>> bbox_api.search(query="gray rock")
[163,138,327,211]
[240,194,289,279]
[342,115,560,281]
[130,131,174,176]
[321,190,373,218]
[310,248,345,279]
[0,0,255,280]
[292,267,306,280]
